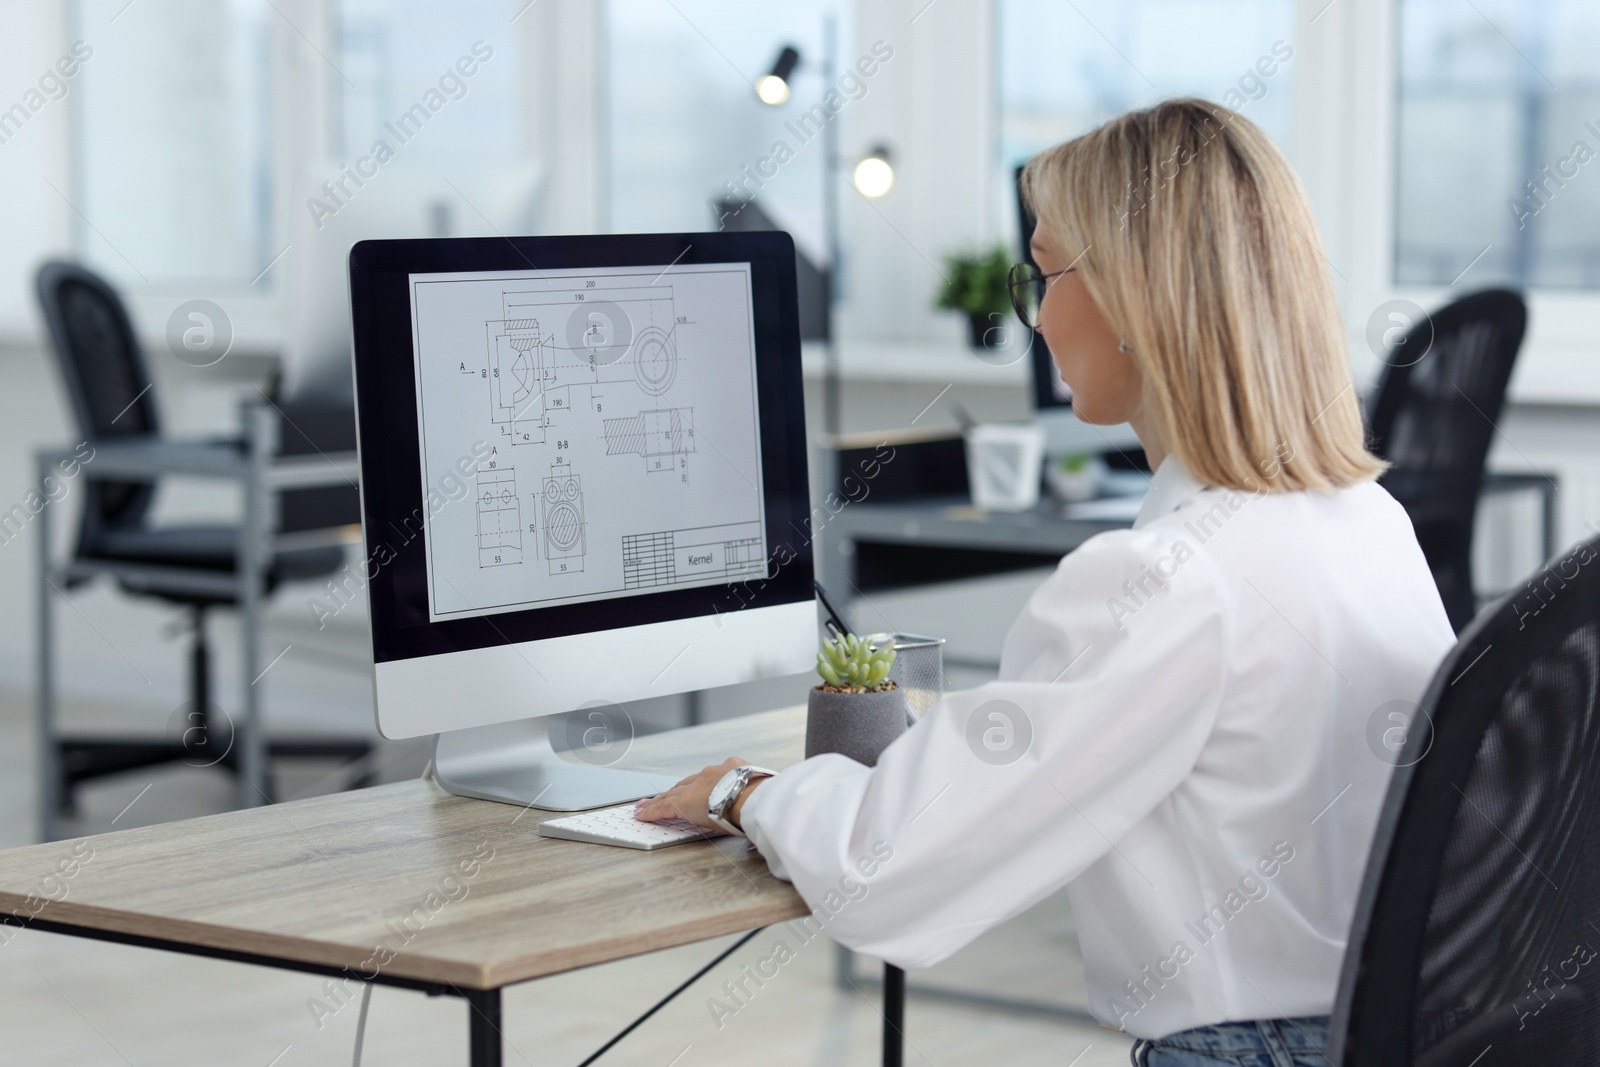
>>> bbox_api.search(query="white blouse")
[741,456,1456,1040]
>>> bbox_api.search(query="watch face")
[709,768,745,814]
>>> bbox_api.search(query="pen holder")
[805,685,911,768]
[865,631,945,719]
[965,423,1046,511]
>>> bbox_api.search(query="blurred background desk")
[817,498,1135,595]
[815,430,1145,674]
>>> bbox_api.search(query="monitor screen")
[1015,164,1073,410]
[407,262,768,622]
[348,232,812,668]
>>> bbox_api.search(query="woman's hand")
[634,757,764,832]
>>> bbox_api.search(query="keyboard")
[537,803,727,850]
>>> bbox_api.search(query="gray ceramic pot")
[805,685,912,767]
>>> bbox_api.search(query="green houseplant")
[1044,451,1106,503]
[934,245,1013,350]
[805,633,911,767]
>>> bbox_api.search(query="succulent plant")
[816,632,897,693]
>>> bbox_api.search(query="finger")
[634,796,674,821]
[661,794,697,820]
[638,787,692,811]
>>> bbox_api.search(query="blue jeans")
[1129,1016,1331,1066]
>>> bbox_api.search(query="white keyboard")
[538,803,727,850]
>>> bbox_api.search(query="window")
[331,0,532,238]
[996,0,1295,249]
[75,0,272,288]
[71,0,532,293]
[606,0,849,262]
[1395,0,1600,289]
[336,0,524,169]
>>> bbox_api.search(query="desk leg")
[238,403,271,808]
[883,963,905,1067]
[36,453,59,843]
[467,988,503,1067]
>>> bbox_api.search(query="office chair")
[34,260,371,811]
[1365,289,1528,632]
[1329,532,1600,1064]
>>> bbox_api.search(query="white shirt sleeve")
[740,526,1232,969]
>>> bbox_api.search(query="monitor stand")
[432,716,680,812]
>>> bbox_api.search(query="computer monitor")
[1014,164,1072,414]
[1012,164,1143,457]
[348,231,815,809]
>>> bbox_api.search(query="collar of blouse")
[1133,454,1207,529]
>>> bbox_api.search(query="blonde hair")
[1020,98,1383,492]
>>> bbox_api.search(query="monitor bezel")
[347,231,813,665]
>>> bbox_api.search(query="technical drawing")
[621,522,765,589]
[541,461,586,575]
[490,318,544,412]
[484,316,554,446]
[630,325,679,395]
[412,263,770,622]
[475,465,523,568]
[483,286,682,448]
[603,407,696,473]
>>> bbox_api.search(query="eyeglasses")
[1008,262,1076,330]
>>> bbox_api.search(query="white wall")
[522,0,608,234]
[0,2,74,337]
[841,0,996,343]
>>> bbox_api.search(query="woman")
[636,98,1455,1066]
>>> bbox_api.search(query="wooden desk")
[0,707,894,1066]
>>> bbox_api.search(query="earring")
[1118,338,1131,354]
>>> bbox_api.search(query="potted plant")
[934,245,1013,351]
[805,633,910,766]
[1045,452,1105,503]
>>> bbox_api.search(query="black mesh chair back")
[1365,289,1527,632]
[274,392,362,533]
[34,260,161,552]
[1330,534,1600,1065]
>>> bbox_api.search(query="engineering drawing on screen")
[410,263,768,621]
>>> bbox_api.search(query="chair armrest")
[38,439,247,480]
[36,441,359,490]
[265,451,360,490]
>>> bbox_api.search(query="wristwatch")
[706,765,776,836]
